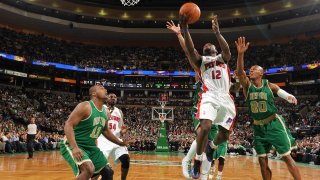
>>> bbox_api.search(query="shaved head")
[249,65,264,80]
[89,85,97,97]
[252,65,264,75]
[89,84,108,100]
[89,84,103,97]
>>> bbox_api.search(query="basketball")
[179,2,201,24]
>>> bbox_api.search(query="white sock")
[201,155,211,176]
[185,140,197,161]
[209,141,218,149]
[195,153,202,161]
[217,171,222,176]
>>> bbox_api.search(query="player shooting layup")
[180,15,236,178]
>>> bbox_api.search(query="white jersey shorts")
[196,91,236,131]
[97,136,128,165]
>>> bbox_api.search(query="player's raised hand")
[72,147,84,162]
[166,20,181,35]
[235,37,250,54]
[287,95,298,105]
[212,15,220,33]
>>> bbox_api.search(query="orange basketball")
[179,2,201,24]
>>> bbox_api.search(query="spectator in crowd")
[1,132,13,153]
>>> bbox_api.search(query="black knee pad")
[91,173,100,179]
[119,154,130,169]
[80,162,95,177]
[218,157,225,165]
[100,164,114,180]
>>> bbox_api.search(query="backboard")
[152,107,174,121]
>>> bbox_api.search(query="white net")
[120,0,140,6]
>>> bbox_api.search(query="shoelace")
[187,160,191,172]
[187,161,191,177]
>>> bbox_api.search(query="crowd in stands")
[0,85,77,133]
[118,98,192,106]
[0,118,63,154]
[276,97,320,132]
[0,84,319,165]
[1,28,319,72]
[228,38,320,69]
[292,134,320,164]
[0,85,67,153]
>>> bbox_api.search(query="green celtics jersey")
[73,100,108,146]
[245,79,278,120]
[192,80,203,113]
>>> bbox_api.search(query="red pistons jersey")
[105,105,123,138]
[199,54,231,93]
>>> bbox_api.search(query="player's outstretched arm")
[64,102,90,162]
[179,15,201,71]
[166,20,188,54]
[102,126,127,146]
[212,15,231,61]
[103,109,130,146]
[166,20,199,71]
[268,83,298,105]
[235,37,251,97]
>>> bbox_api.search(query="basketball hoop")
[120,0,140,6]
[151,92,173,123]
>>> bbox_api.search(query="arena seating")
[0,84,319,164]
[1,28,319,71]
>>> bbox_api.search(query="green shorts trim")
[286,126,297,148]
[213,141,227,159]
[253,114,293,156]
[192,109,200,131]
[60,138,108,176]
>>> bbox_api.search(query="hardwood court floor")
[0,151,319,180]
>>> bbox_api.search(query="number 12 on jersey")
[212,69,221,79]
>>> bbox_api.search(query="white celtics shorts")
[97,137,129,165]
[196,91,236,131]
